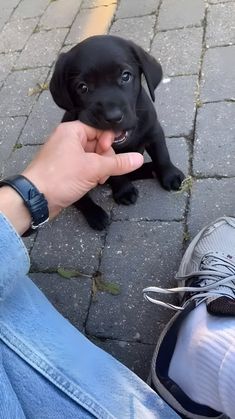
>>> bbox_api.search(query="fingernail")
[129,153,144,168]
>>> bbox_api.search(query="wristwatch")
[0,175,49,234]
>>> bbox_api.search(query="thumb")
[97,152,144,183]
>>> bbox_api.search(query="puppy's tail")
[128,162,156,180]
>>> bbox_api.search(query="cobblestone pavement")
[1,0,235,381]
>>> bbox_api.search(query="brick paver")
[1,0,235,383]
[200,45,235,102]
[158,0,205,30]
[0,67,49,117]
[152,27,203,76]
[0,17,38,53]
[0,116,26,170]
[11,0,50,19]
[31,207,104,275]
[15,28,68,68]
[206,2,235,47]
[189,179,235,238]
[86,221,184,343]
[155,75,198,137]
[194,102,235,177]
[110,15,155,50]
[20,90,63,145]
[39,0,81,30]
[115,0,160,18]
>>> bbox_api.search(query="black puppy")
[50,35,185,230]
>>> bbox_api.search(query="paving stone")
[31,206,105,274]
[189,179,235,239]
[65,5,116,45]
[91,338,155,380]
[206,3,235,47]
[113,138,189,221]
[20,91,63,145]
[155,75,197,137]
[0,7,13,32]
[194,102,235,177]
[158,0,205,30]
[0,18,38,53]
[200,46,235,102]
[15,28,68,69]
[0,0,21,7]
[86,221,184,343]
[0,67,49,117]
[151,27,203,76]
[12,0,50,19]
[31,272,92,331]
[0,0,21,29]
[209,0,234,3]
[22,233,37,255]
[110,15,155,51]
[3,145,40,177]
[39,0,81,30]
[0,116,26,173]
[0,52,19,86]
[82,0,117,7]
[116,0,159,18]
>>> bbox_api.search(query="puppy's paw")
[160,165,185,191]
[113,184,139,205]
[86,206,110,230]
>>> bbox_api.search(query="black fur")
[50,35,185,230]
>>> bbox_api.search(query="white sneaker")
[144,217,235,419]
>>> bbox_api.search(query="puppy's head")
[50,35,162,145]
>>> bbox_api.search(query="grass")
[28,82,49,96]
[176,175,193,194]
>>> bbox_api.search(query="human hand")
[22,121,143,218]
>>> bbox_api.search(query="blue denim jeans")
[0,213,179,418]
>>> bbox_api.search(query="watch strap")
[0,175,49,230]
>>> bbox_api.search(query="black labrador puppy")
[50,35,185,230]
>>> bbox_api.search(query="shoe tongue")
[201,253,235,316]
[201,252,235,275]
[207,296,235,316]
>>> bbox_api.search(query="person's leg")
[144,217,235,419]
[0,270,179,419]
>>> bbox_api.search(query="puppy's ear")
[130,43,162,102]
[49,53,74,111]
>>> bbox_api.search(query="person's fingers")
[96,152,144,183]
[96,131,115,153]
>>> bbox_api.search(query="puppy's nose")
[104,109,124,124]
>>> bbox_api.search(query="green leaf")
[57,268,91,279]
[93,273,120,296]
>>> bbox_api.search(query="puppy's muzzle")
[103,108,124,124]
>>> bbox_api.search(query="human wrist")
[0,186,31,235]
[22,169,62,219]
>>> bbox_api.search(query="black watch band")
[0,175,49,231]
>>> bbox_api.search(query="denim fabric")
[0,213,179,418]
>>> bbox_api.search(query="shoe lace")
[143,254,235,311]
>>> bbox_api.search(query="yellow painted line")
[79,0,117,41]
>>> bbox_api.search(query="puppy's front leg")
[146,121,185,191]
[74,193,109,230]
[109,175,138,205]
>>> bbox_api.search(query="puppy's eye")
[77,82,88,94]
[121,71,132,84]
